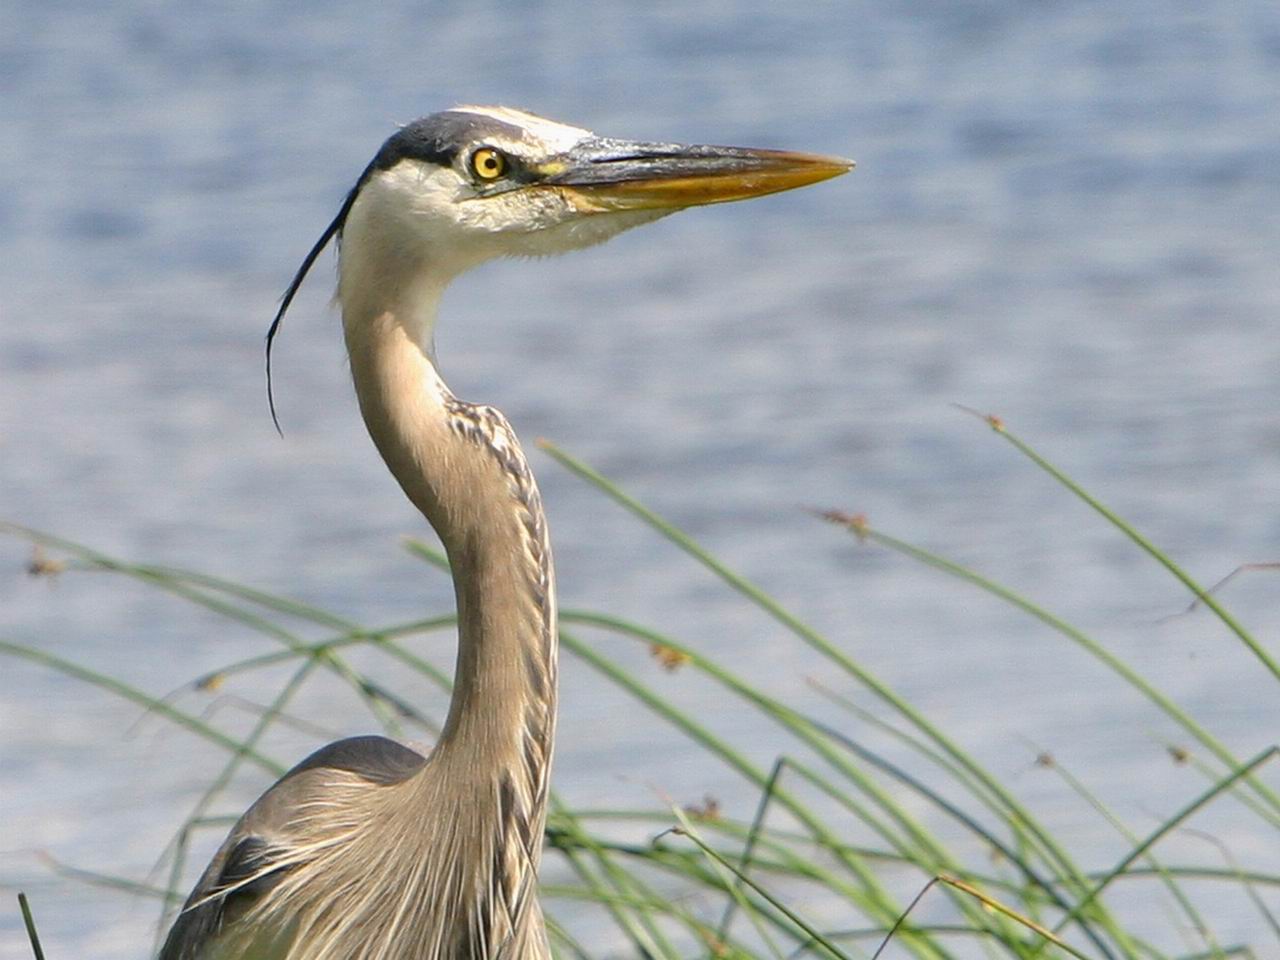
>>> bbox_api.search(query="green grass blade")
[717,757,790,945]
[17,893,46,960]
[39,853,181,901]
[192,615,456,689]
[819,512,1280,824]
[959,413,1279,684]
[671,814,852,960]
[0,637,281,775]
[1043,756,1222,958]
[1048,748,1277,943]
[559,625,945,956]
[2,522,353,630]
[5,523,406,730]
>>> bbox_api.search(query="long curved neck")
[340,280,557,810]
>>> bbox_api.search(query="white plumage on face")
[340,108,670,284]
[451,105,593,155]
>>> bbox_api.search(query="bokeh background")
[2,1,1279,956]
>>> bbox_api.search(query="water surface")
[2,2,1279,955]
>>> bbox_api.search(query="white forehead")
[451,105,594,154]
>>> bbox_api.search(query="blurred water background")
[2,1,1279,956]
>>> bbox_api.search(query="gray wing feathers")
[158,736,426,960]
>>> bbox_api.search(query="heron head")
[336,106,852,274]
[266,106,851,428]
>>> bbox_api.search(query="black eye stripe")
[368,112,529,175]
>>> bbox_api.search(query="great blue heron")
[159,106,851,960]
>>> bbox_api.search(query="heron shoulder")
[286,734,428,784]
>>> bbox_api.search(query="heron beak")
[541,138,853,212]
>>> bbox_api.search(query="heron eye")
[470,147,507,181]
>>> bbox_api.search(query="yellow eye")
[471,147,507,181]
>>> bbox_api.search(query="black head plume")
[265,178,364,435]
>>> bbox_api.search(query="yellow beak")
[540,140,853,211]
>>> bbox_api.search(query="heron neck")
[341,290,558,802]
